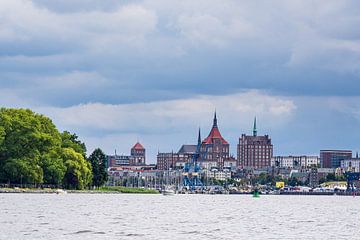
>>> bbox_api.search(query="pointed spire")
[213,110,218,128]
[198,128,201,145]
[356,151,359,159]
[253,116,257,137]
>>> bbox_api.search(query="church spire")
[253,116,257,137]
[213,110,218,128]
[198,128,201,145]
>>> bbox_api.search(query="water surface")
[0,194,359,239]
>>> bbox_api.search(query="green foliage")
[326,173,345,182]
[88,148,108,187]
[62,148,92,190]
[0,108,92,190]
[287,177,304,186]
[41,149,66,185]
[99,186,159,194]
[61,131,87,157]
[2,158,43,184]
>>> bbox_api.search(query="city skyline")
[1,1,360,162]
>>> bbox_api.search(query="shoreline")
[0,188,160,194]
[1,188,359,196]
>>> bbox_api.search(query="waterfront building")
[203,169,232,181]
[224,157,237,171]
[130,142,146,165]
[271,156,319,169]
[320,150,352,168]
[200,112,230,169]
[237,118,273,169]
[157,113,231,171]
[309,168,319,187]
[341,156,360,172]
[108,155,131,167]
[156,144,196,170]
[108,141,146,167]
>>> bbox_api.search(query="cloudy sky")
[1,0,360,162]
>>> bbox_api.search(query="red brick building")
[200,112,230,169]
[237,118,273,169]
[156,112,231,170]
[130,142,146,165]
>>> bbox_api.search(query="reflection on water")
[0,194,359,239]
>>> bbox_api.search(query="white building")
[271,156,319,168]
[203,169,231,181]
[201,161,218,170]
[341,158,360,172]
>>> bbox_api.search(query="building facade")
[271,156,319,169]
[108,142,146,167]
[130,142,146,165]
[320,150,352,168]
[237,118,273,169]
[156,145,196,170]
[200,112,230,169]
[157,112,231,170]
[341,158,360,172]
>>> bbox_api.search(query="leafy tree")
[287,177,303,186]
[2,158,43,184]
[41,149,66,185]
[62,148,92,189]
[88,148,108,187]
[61,131,87,157]
[0,108,91,189]
[0,108,61,184]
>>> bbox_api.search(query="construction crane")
[182,129,210,191]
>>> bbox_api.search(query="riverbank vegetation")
[0,108,107,190]
[98,186,159,194]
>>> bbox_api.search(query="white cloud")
[37,90,296,133]
[0,0,158,53]
[32,90,295,160]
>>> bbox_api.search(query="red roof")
[202,126,229,145]
[132,142,145,150]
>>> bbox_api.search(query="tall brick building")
[320,150,352,168]
[108,141,146,167]
[130,142,146,165]
[200,112,230,169]
[237,118,273,169]
[157,112,231,170]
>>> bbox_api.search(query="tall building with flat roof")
[320,150,352,168]
[237,118,273,169]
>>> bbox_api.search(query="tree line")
[0,108,108,189]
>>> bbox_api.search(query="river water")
[0,194,359,239]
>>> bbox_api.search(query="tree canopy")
[88,148,108,187]
[0,108,94,189]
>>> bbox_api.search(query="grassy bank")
[98,186,159,194]
[0,186,159,194]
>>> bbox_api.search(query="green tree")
[61,131,87,157]
[2,158,43,184]
[0,108,61,184]
[88,148,108,187]
[62,148,93,189]
[0,108,91,189]
[41,149,66,185]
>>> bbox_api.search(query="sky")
[1,0,360,162]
